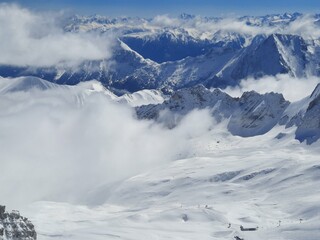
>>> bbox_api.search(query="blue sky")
[2,0,320,17]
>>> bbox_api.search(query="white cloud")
[148,14,320,40]
[151,15,181,28]
[0,80,214,209]
[223,74,320,102]
[285,15,320,39]
[0,4,114,67]
[150,14,272,37]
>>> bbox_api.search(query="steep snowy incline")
[295,83,320,144]
[137,85,291,137]
[136,83,320,141]
[118,89,165,107]
[0,77,165,107]
[121,30,218,63]
[212,34,309,87]
[0,76,68,94]
[276,83,320,144]
[228,91,289,137]
[136,85,237,124]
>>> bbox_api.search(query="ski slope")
[25,124,320,240]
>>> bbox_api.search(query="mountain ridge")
[137,83,320,144]
[1,13,320,92]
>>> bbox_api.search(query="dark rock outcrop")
[0,205,36,240]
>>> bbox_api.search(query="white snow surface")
[0,76,165,107]
[1,76,319,240]
[24,125,320,240]
[118,89,166,107]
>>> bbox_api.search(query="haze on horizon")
[2,0,320,17]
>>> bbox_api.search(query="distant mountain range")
[0,13,320,92]
[1,13,320,144]
[137,83,320,144]
[1,76,319,144]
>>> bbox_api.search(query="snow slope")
[118,89,166,107]
[1,77,320,240]
[295,84,320,144]
[0,77,165,107]
[25,125,320,240]
[137,83,320,142]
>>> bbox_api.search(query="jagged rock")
[228,91,289,137]
[137,85,290,138]
[0,205,36,240]
[217,34,308,84]
[276,83,320,144]
[136,84,237,124]
[295,93,320,144]
[0,30,319,93]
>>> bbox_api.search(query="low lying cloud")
[150,14,274,37]
[0,4,114,67]
[1,5,318,69]
[223,74,320,102]
[285,15,320,39]
[149,14,320,40]
[151,15,182,28]
[0,79,214,209]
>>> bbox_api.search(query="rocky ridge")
[0,206,36,240]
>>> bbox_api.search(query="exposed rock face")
[0,205,36,240]
[214,34,308,84]
[278,83,320,144]
[295,86,320,144]
[227,91,289,137]
[136,85,237,123]
[0,31,319,93]
[137,85,290,137]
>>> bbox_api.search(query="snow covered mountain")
[121,30,217,63]
[2,10,320,240]
[1,74,320,240]
[137,83,320,143]
[0,76,165,107]
[227,91,289,137]
[118,89,166,107]
[1,76,318,144]
[211,34,310,86]
[285,83,320,144]
[137,85,290,136]
[136,85,237,123]
[1,13,320,92]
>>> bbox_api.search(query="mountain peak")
[310,83,320,99]
[179,13,195,20]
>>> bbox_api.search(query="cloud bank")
[149,14,320,40]
[0,80,214,209]
[0,4,114,67]
[223,74,320,102]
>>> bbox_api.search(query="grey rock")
[0,205,36,240]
